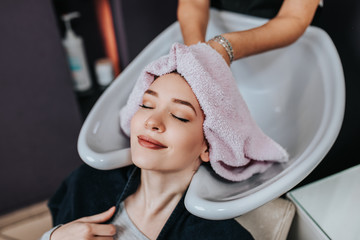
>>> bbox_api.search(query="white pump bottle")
[62,12,92,92]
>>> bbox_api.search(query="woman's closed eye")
[139,104,153,109]
[171,113,189,123]
[139,104,190,123]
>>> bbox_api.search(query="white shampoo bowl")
[78,10,345,220]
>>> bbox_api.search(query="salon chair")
[78,9,345,224]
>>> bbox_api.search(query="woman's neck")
[124,169,195,239]
[137,169,192,213]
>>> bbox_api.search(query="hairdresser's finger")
[78,206,116,223]
[90,223,116,236]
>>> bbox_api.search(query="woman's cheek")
[178,125,203,150]
[130,111,143,130]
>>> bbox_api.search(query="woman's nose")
[145,115,165,132]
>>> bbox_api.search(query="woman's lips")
[137,135,167,150]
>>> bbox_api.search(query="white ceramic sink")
[77,9,345,220]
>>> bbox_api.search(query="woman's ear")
[199,140,210,163]
[200,151,210,163]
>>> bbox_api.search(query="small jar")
[95,58,114,87]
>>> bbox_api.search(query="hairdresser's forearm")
[224,0,319,59]
[177,0,210,45]
[207,17,309,65]
[223,17,307,60]
[208,0,319,64]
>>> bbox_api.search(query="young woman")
[43,72,253,240]
[43,42,287,239]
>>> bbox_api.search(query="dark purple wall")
[0,0,83,215]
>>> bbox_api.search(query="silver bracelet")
[210,35,234,63]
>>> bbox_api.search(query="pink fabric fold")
[120,42,288,181]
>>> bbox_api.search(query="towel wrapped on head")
[120,42,288,182]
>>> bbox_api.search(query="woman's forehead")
[149,73,193,98]
[147,73,203,113]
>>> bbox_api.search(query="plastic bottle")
[62,12,92,92]
[95,58,114,88]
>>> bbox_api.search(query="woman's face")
[130,73,209,175]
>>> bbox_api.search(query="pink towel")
[120,42,288,181]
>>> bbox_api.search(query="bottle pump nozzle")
[62,12,81,39]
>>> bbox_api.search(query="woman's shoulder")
[168,211,254,240]
[48,164,136,225]
[60,164,136,202]
[68,164,134,184]
[186,216,254,239]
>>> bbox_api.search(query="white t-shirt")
[40,202,149,240]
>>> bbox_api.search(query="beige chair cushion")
[235,198,295,240]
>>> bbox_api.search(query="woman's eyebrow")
[144,89,158,96]
[172,99,197,116]
[145,89,197,115]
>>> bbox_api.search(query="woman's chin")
[131,152,160,170]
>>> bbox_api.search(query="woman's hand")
[51,207,116,240]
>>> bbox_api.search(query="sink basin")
[78,9,345,220]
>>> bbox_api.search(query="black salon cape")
[48,164,254,239]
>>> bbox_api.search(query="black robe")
[48,164,254,240]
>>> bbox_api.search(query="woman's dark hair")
[153,70,179,81]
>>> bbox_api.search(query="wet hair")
[153,70,180,81]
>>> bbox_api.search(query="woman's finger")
[90,223,116,236]
[94,237,115,240]
[79,206,116,223]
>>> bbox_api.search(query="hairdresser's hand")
[207,39,232,66]
[50,206,116,240]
